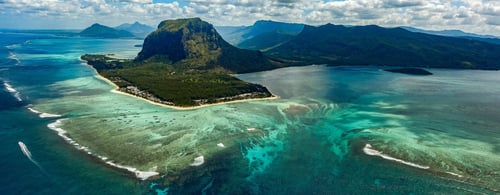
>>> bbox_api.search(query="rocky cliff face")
[136,18,275,73]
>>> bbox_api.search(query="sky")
[0,0,499,36]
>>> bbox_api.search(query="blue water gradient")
[1,30,498,194]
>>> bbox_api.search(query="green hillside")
[267,24,500,69]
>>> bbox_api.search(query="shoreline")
[81,59,279,110]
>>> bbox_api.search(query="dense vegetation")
[265,24,500,69]
[82,54,272,106]
[79,23,135,38]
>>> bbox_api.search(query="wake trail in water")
[18,141,50,177]
[363,143,430,169]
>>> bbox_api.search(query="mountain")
[266,24,500,69]
[213,26,246,44]
[402,27,500,45]
[237,31,295,51]
[136,18,275,73]
[80,23,135,38]
[216,20,304,47]
[402,26,498,39]
[115,22,154,38]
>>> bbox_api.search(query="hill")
[115,22,154,38]
[83,18,275,107]
[266,24,500,69]
[216,20,304,47]
[80,23,135,38]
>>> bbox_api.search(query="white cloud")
[0,0,499,36]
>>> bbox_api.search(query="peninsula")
[82,18,275,108]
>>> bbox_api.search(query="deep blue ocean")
[1,30,498,194]
[0,31,149,194]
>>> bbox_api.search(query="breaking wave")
[47,119,158,180]
[27,107,62,118]
[3,82,22,101]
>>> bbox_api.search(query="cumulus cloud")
[383,0,423,8]
[0,0,499,36]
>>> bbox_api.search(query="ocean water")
[1,30,499,194]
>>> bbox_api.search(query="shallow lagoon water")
[1,31,499,194]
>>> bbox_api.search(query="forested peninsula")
[82,18,275,108]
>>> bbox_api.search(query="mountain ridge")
[266,23,500,69]
[216,20,304,47]
[402,26,500,45]
[115,22,154,38]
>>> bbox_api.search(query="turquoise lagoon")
[0,31,498,194]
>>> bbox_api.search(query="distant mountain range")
[265,24,500,69]
[218,21,500,50]
[216,20,500,69]
[215,20,304,50]
[79,22,154,38]
[81,19,500,70]
[402,26,500,45]
[115,22,155,38]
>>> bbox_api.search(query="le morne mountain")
[83,18,500,107]
[82,18,275,107]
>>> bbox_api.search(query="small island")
[82,18,276,108]
[384,67,433,75]
[79,23,136,38]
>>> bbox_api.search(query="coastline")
[81,59,278,110]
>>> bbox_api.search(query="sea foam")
[7,51,21,65]
[27,107,62,118]
[47,119,159,180]
[363,144,430,169]
[3,82,22,101]
[190,156,205,166]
